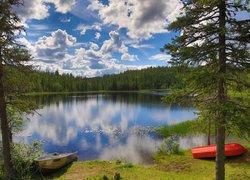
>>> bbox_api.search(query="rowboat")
[34,152,77,173]
[192,143,247,159]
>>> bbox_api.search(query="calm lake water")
[17,92,197,164]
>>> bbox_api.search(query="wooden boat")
[34,152,77,173]
[192,143,247,159]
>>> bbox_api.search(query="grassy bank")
[24,89,165,96]
[157,119,215,138]
[41,149,250,179]
[157,118,250,140]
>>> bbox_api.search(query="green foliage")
[158,137,181,155]
[10,141,43,180]
[15,66,190,93]
[116,162,134,169]
[157,119,207,137]
[0,0,33,177]
[115,160,122,165]
[162,0,250,141]
[7,106,25,135]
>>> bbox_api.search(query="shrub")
[158,136,181,155]
[11,141,43,180]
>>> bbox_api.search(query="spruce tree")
[0,0,31,177]
[162,0,249,179]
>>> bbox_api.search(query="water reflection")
[99,135,162,164]
[17,93,196,164]
[179,135,216,149]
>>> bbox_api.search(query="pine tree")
[0,0,31,177]
[162,0,249,179]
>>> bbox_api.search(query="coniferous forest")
[18,66,191,93]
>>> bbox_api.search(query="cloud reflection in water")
[99,134,161,164]
[18,93,196,163]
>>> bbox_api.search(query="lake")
[17,92,197,164]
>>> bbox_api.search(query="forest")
[17,66,191,92]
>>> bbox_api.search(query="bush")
[158,136,181,155]
[11,141,43,180]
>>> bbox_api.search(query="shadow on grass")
[194,150,250,164]
[32,162,74,180]
[226,151,250,165]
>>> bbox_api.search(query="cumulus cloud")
[88,0,183,40]
[101,31,121,53]
[70,0,99,21]
[101,31,138,61]
[31,47,149,77]
[35,29,76,62]
[90,42,99,50]
[12,0,49,22]
[26,28,142,76]
[76,23,102,35]
[121,53,138,61]
[13,0,76,24]
[61,43,145,76]
[75,48,107,70]
[16,37,36,56]
[46,0,76,13]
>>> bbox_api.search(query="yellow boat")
[34,152,77,173]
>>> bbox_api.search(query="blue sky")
[13,0,183,77]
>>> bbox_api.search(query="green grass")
[157,119,215,138]
[33,148,250,180]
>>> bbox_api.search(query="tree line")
[18,66,191,93]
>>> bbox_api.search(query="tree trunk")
[216,1,227,180]
[216,121,226,180]
[207,119,211,145]
[0,62,13,178]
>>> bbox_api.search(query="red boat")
[192,143,248,159]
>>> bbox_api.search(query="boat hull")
[192,143,247,159]
[34,152,77,173]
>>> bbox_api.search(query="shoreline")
[24,89,168,96]
[44,146,250,179]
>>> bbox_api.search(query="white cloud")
[74,47,107,70]
[29,24,50,31]
[60,44,146,76]
[120,43,138,61]
[88,0,183,40]
[70,0,99,21]
[90,42,99,50]
[26,32,42,37]
[60,16,71,23]
[131,43,154,49]
[76,23,102,35]
[46,0,76,14]
[95,32,101,40]
[13,0,76,24]
[35,29,76,61]
[121,53,138,61]
[26,28,143,76]
[101,31,137,61]
[12,0,49,22]
[101,31,121,53]
[16,37,36,57]
[150,54,171,61]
